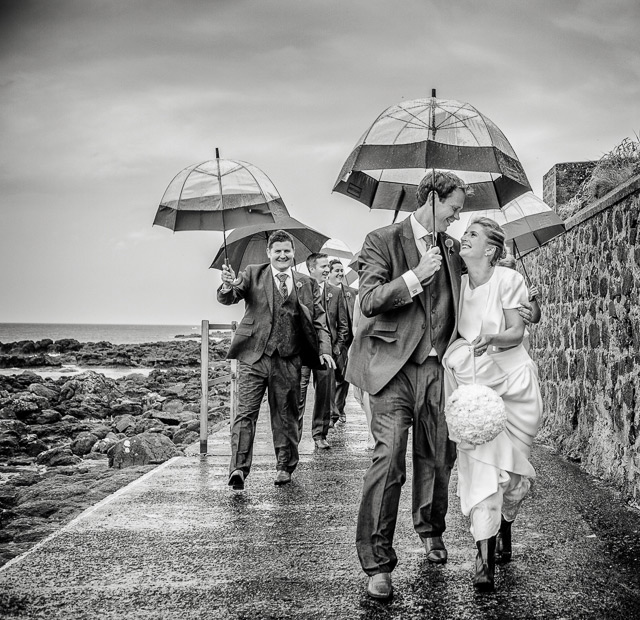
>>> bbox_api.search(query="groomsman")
[327,258,357,426]
[299,252,349,449]
[217,231,334,489]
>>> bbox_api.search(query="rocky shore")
[0,335,232,566]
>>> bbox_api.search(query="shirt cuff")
[402,270,423,297]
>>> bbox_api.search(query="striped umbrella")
[446,192,565,257]
[209,216,329,275]
[333,94,531,219]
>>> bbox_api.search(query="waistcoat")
[264,284,302,357]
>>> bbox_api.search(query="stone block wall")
[526,174,640,500]
[543,161,597,209]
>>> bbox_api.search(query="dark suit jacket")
[321,282,350,378]
[217,264,331,369]
[345,217,462,395]
[321,283,350,357]
[339,283,358,348]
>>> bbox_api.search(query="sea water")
[0,323,202,345]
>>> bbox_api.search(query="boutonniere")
[327,292,333,299]
[295,281,303,289]
[444,238,455,256]
[345,292,352,299]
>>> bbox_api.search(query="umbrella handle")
[431,168,436,247]
[513,241,531,287]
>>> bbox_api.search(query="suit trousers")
[229,352,301,475]
[299,365,335,440]
[332,375,350,422]
[356,358,457,575]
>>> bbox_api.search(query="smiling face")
[309,256,330,283]
[460,222,496,264]
[266,240,295,272]
[328,262,344,286]
[417,188,466,233]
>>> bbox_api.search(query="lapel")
[399,217,425,311]
[441,233,460,318]
[264,266,275,315]
[341,284,353,323]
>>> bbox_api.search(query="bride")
[443,217,542,592]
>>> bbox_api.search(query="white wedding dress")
[443,266,542,541]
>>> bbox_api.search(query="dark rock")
[112,414,137,435]
[111,399,143,416]
[172,429,199,445]
[151,409,197,425]
[28,383,58,401]
[33,409,63,425]
[91,433,120,454]
[107,433,182,469]
[35,447,82,467]
[70,432,99,456]
[21,434,49,457]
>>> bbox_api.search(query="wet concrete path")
[1,388,640,619]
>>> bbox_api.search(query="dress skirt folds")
[443,339,542,520]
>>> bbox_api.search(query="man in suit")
[299,253,349,449]
[218,230,335,489]
[346,171,469,599]
[327,258,357,426]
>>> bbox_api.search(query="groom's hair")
[473,217,507,266]
[416,170,472,206]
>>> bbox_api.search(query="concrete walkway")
[1,388,640,619]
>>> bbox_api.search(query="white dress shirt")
[271,266,293,296]
[401,214,438,357]
[401,214,437,296]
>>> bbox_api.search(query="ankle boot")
[473,536,496,592]
[495,516,513,563]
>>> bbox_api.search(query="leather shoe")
[367,573,392,599]
[228,470,245,490]
[314,438,331,450]
[495,516,513,563]
[473,536,496,591]
[274,470,291,486]
[423,536,448,564]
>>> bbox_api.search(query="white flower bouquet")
[445,383,506,445]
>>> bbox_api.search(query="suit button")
[421,323,426,329]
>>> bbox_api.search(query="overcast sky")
[1,0,638,326]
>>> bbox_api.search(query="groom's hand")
[518,302,533,326]
[414,246,442,284]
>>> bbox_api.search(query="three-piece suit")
[346,216,462,575]
[217,264,331,476]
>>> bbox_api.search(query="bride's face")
[460,223,492,263]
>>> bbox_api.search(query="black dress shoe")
[274,470,291,486]
[228,470,245,490]
[473,536,496,592]
[496,516,513,563]
[423,536,448,564]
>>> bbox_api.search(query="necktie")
[276,273,288,298]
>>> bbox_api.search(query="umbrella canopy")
[333,95,531,213]
[210,216,330,274]
[154,157,288,232]
[446,192,566,256]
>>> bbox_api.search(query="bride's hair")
[472,217,507,266]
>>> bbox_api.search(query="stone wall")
[526,173,640,500]
[543,161,597,209]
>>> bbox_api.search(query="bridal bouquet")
[445,383,506,445]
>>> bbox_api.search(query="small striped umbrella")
[446,192,565,257]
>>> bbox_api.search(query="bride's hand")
[471,334,492,356]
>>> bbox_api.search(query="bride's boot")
[495,516,513,563]
[473,536,496,592]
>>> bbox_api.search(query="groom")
[346,170,468,599]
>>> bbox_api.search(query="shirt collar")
[410,213,436,243]
[271,266,293,280]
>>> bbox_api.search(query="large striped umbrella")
[446,192,566,257]
[333,94,531,221]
